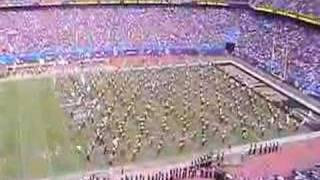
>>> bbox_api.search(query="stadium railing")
[250,4,320,26]
[0,0,228,7]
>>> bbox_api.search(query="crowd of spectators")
[0,6,229,62]
[0,6,318,97]
[286,163,320,180]
[0,0,224,7]
[1,0,319,19]
[251,0,320,18]
[233,9,320,98]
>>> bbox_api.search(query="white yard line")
[17,104,26,179]
[0,60,224,83]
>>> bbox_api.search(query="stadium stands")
[0,6,319,98]
[287,163,320,180]
[233,10,320,98]
[0,0,318,25]
[250,0,320,27]
[0,0,228,7]
[0,3,319,179]
[251,0,320,18]
[0,0,39,7]
[0,7,228,63]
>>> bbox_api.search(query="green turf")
[0,78,85,180]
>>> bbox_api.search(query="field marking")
[17,90,26,179]
[0,59,228,84]
[35,130,320,180]
[1,57,319,179]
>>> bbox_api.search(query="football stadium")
[0,0,319,180]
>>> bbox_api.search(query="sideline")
[37,131,320,180]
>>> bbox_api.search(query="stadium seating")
[251,0,320,18]
[0,0,228,7]
[1,0,319,21]
[286,163,320,179]
[233,9,320,98]
[0,6,318,98]
[0,0,39,7]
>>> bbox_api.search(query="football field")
[0,78,85,180]
[0,61,311,179]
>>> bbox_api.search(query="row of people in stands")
[250,0,320,17]
[233,9,320,98]
[287,163,320,180]
[0,7,319,97]
[0,0,225,7]
[1,0,319,19]
[266,163,320,180]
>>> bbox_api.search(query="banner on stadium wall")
[0,55,16,65]
[18,53,42,63]
[0,41,228,64]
